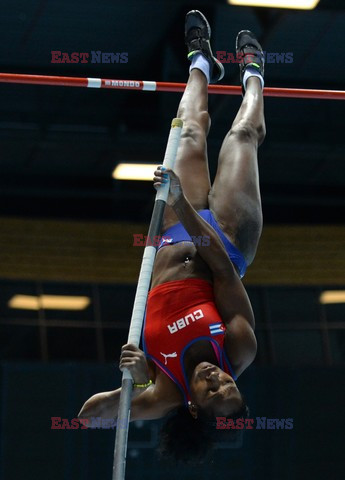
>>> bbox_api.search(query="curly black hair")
[157,394,249,464]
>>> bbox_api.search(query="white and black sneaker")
[236,30,264,94]
[185,10,224,84]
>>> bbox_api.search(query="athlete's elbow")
[77,394,104,424]
[204,243,236,277]
[78,400,112,429]
[77,401,94,428]
[210,259,237,279]
[76,409,93,429]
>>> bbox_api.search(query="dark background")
[0,0,344,224]
[0,1,344,479]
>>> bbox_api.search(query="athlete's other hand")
[153,166,183,207]
[119,344,150,386]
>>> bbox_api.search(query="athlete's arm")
[172,193,237,276]
[171,190,257,370]
[154,166,237,276]
[78,344,168,425]
[77,384,167,426]
[171,199,257,373]
[212,273,257,375]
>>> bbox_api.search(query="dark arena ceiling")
[0,0,344,225]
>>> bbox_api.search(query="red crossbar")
[0,73,344,100]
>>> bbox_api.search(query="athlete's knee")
[229,119,266,146]
[180,115,209,145]
[178,108,210,136]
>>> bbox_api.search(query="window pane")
[268,287,320,323]
[329,330,345,364]
[0,325,41,360]
[47,327,97,361]
[272,330,323,365]
[103,328,128,362]
[99,284,135,324]
[253,330,271,365]
[247,287,264,324]
[323,303,345,322]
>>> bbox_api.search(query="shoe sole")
[186,10,211,39]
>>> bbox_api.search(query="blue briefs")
[157,209,247,278]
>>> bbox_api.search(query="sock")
[189,52,211,84]
[243,66,264,91]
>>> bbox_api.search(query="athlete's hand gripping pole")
[112,118,183,480]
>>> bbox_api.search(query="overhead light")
[228,0,320,9]
[319,291,345,305]
[112,163,157,181]
[8,295,91,311]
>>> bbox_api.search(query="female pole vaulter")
[79,9,266,463]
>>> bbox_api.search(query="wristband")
[133,379,153,388]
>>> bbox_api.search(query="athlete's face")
[189,362,243,417]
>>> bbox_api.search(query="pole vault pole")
[0,73,344,100]
[112,118,183,480]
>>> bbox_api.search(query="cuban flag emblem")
[209,322,224,336]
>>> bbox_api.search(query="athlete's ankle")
[189,52,211,84]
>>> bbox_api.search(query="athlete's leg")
[208,77,266,266]
[161,10,224,233]
[208,30,266,266]
[161,69,211,232]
